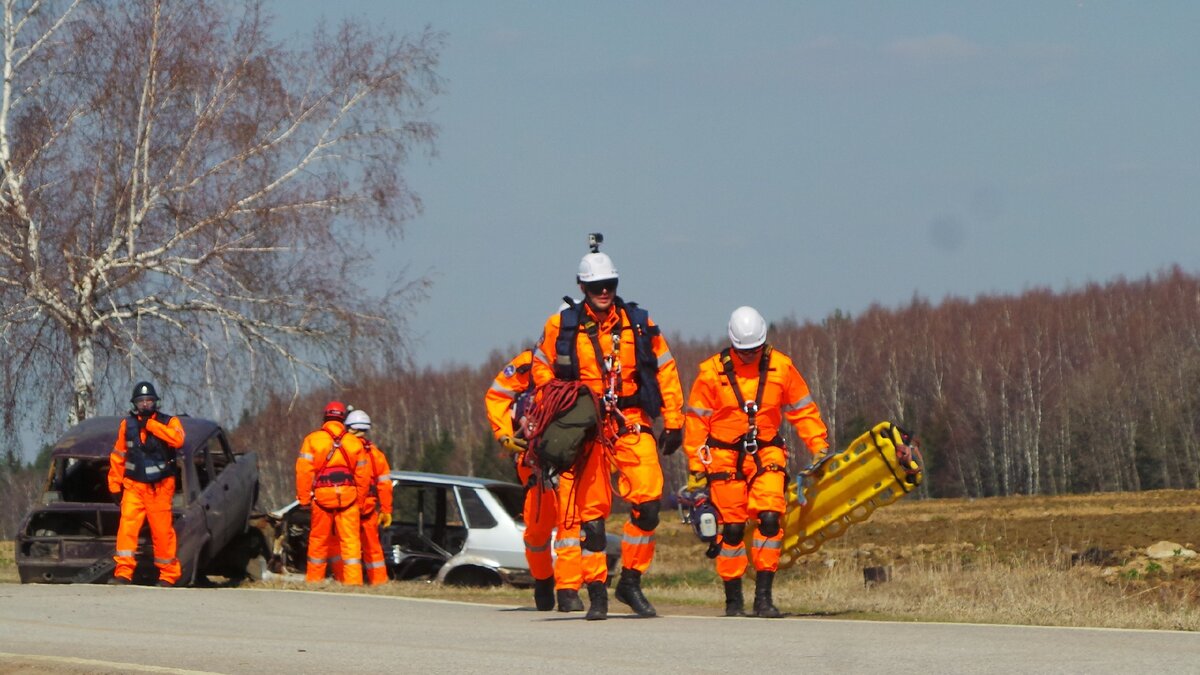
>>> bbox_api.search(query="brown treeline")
[235,266,1200,511]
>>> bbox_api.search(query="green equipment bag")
[529,381,599,474]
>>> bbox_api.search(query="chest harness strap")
[705,346,787,485]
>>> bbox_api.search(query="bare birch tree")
[0,0,442,452]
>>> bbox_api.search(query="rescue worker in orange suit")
[344,409,393,585]
[486,348,585,612]
[107,381,186,586]
[295,400,372,585]
[683,306,830,617]
[532,247,685,620]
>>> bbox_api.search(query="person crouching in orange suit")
[108,381,186,586]
[295,400,371,585]
[486,348,585,612]
[683,307,830,617]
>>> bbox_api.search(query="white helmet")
[345,409,371,431]
[577,252,618,283]
[728,306,767,349]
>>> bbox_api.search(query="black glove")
[658,428,682,456]
[111,491,123,505]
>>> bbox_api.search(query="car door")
[194,432,249,554]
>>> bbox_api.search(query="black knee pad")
[630,500,660,531]
[758,511,782,538]
[722,522,746,546]
[581,518,607,553]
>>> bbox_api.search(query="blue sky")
[279,2,1200,368]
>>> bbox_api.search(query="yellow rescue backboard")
[778,421,922,569]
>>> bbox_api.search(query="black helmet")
[131,381,159,403]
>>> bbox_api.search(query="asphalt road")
[0,584,1196,674]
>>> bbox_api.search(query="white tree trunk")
[70,332,95,425]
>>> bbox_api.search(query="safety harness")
[702,346,788,486]
[553,297,664,420]
[313,428,355,493]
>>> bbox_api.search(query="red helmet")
[323,400,347,421]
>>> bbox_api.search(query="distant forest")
[231,266,1200,511]
[5,268,1199,536]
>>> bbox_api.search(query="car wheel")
[442,566,502,588]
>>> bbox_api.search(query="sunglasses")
[583,280,618,295]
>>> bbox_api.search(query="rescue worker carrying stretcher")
[683,307,830,617]
[532,235,685,620]
[344,409,393,585]
[295,400,372,585]
[108,381,186,586]
[486,347,585,612]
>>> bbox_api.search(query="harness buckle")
[743,401,758,416]
[742,437,759,454]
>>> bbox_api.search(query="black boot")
[723,577,746,617]
[614,568,657,617]
[752,570,783,618]
[557,588,584,612]
[533,577,555,611]
[585,581,608,621]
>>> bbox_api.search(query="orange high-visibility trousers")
[709,445,787,580]
[307,503,363,585]
[572,428,663,583]
[517,457,557,581]
[360,509,388,585]
[113,476,181,585]
[552,470,582,591]
[517,454,582,589]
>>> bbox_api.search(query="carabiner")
[698,444,713,467]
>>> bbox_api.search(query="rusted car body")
[16,415,259,586]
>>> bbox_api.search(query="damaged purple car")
[15,415,261,586]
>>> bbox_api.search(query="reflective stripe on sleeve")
[490,381,516,397]
[685,404,712,418]
[657,349,675,367]
[781,395,813,413]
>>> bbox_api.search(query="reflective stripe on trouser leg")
[553,527,582,590]
[307,506,335,582]
[750,531,783,572]
[715,540,748,581]
[621,523,656,573]
[334,503,363,585]
[523,481,557,581]
[360,510,388,585]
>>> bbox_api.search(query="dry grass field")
[5,490,1200,630]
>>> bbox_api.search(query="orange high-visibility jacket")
[108,414,186,492]
[295,420,371,509]
[532,302,684,430]
[485,349,535,441]
[683,347,829,474]
[362,438,393,517]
